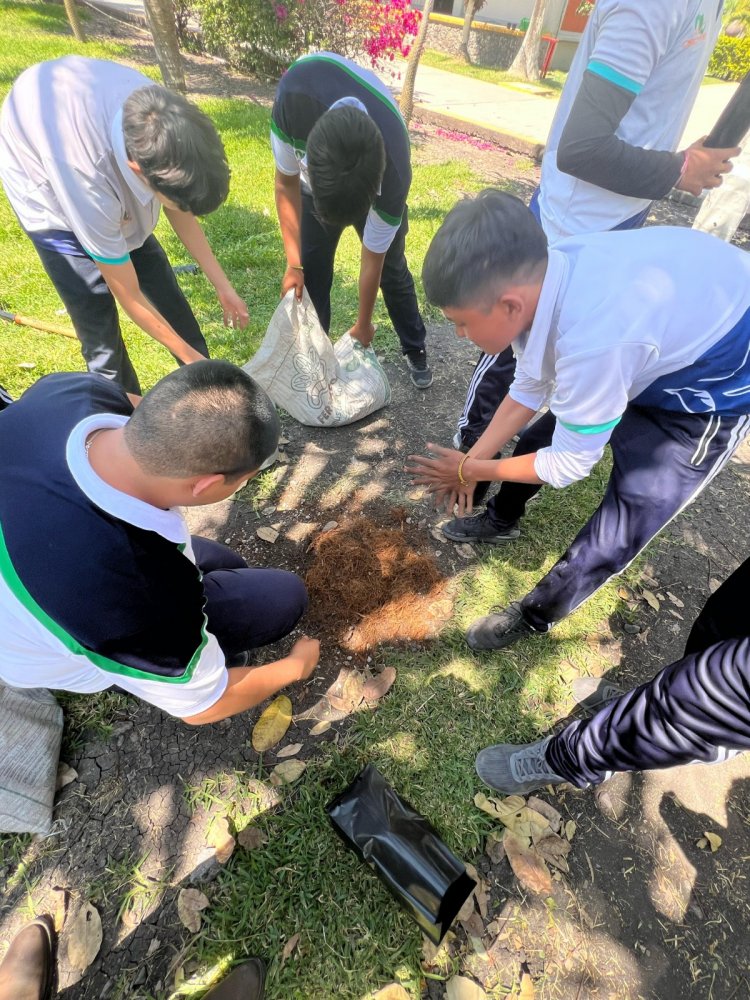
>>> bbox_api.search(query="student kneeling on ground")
[0,56,249,396]
[475,554,750,795]
[408,190,750,653]
[0,361,319,724]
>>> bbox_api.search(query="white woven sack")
[244,289,391,427]
[0,684,63,834]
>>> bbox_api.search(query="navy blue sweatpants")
[547,555,750,786]
[193,536,308,659]
[519,405,750,630]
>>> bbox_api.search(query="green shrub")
[708,34,750,81]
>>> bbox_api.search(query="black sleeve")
[556,71,684,200]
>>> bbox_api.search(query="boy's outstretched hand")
[288,637,320,681]
[406,443,476,516]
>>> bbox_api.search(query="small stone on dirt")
[256,526,279,544]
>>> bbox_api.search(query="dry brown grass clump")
[305,516,453,651]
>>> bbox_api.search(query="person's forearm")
[115,286,205,363]
[469,396,538,460]
[165,207,233,294]
[183,657,304,725]
[463,452,544,486]
[357,247,385,329]
[274,171,303,267]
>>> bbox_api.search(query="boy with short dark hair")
[409,189,750,652]
[0,361,319,724]
[0,57,249,395]
[271,51,432,389]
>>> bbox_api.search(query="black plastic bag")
[326,764,476,943]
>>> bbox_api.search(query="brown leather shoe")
[0,915,56,1000]
[202,959,266,999]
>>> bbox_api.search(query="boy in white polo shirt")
[409,190,750,651]
[456,0,738,498]
[0,56,248,395]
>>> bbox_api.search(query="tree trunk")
[143,0,186,93]
[508,0,548,81]
[400,0,435,126]
[460,0,478,61]
[63,0,86,43]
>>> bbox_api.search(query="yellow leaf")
[642,589,660,611]
[565,819,577,842]
[208,816,235,864]
[705,831,722,852]
[309,720,331,736]
[252,695,292,752]
[270,759,307,785]
[372,985,411,1000]
[519,972,535,999]
[696,837,708,850]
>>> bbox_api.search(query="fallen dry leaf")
[445,975,488,999]
[456,890,476,923]
[535,833,571,873]
[261,505,276,516]
[519,971,535,999]
[237,826,266,851]
[667,591,685,608]
[321,520,338,533]
[465,862,489,919]
[503,831,553,896]
[456,543,475,560]
[474,792,548,842]
[252,695,292,752]
[641,589,660,611]
[52,887,70,933]
[177,888,209,933]
[703,831,723,852]
[309,720,331,736]
[327,668,365,712]
[281,932,300,965]
[276,743,303,758]
[56,763,78,792]
[371,984,410,1000]
[485,830,506,865]
[66,902,103,972]
[256,526,279,544]
[564,820,577,842]
[270,759,307,785]
[363,666,397,703]
[209,816,235,864]
[527,797,562,834]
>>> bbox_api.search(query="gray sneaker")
[572,677,625,713]
[405,349,433,389]
[466,601,538,651]
[475,737,565,794]
[443,511,520,544]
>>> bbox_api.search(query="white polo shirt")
[0,56,160,264]
[509,226,750,487]
[539,0,723,241]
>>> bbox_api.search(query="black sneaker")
[571,677,624,713]
[475,737,565,794]
[405,349,433,389]
[466,601,539,651]
[442,510,520,544]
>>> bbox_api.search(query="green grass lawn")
[0,5,639,999]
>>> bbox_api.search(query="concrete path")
[89,0,737,153]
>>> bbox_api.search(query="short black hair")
[422,189,548,310]
[124,360,279,480]
[307,106,386,226]
[122,86,230,215]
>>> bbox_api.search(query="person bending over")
[408,190,750,653]
[271,51,432,389]
[0,56,248,395]
[0,361,318,724]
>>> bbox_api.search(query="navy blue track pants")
[547,555,750,786]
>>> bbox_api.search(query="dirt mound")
[305,515,454,652]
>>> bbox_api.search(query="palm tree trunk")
[508,0,548,81]
[459,0,478,61]
[143,0,186,93]
[400,0,435,126]
[63,0,86,42]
